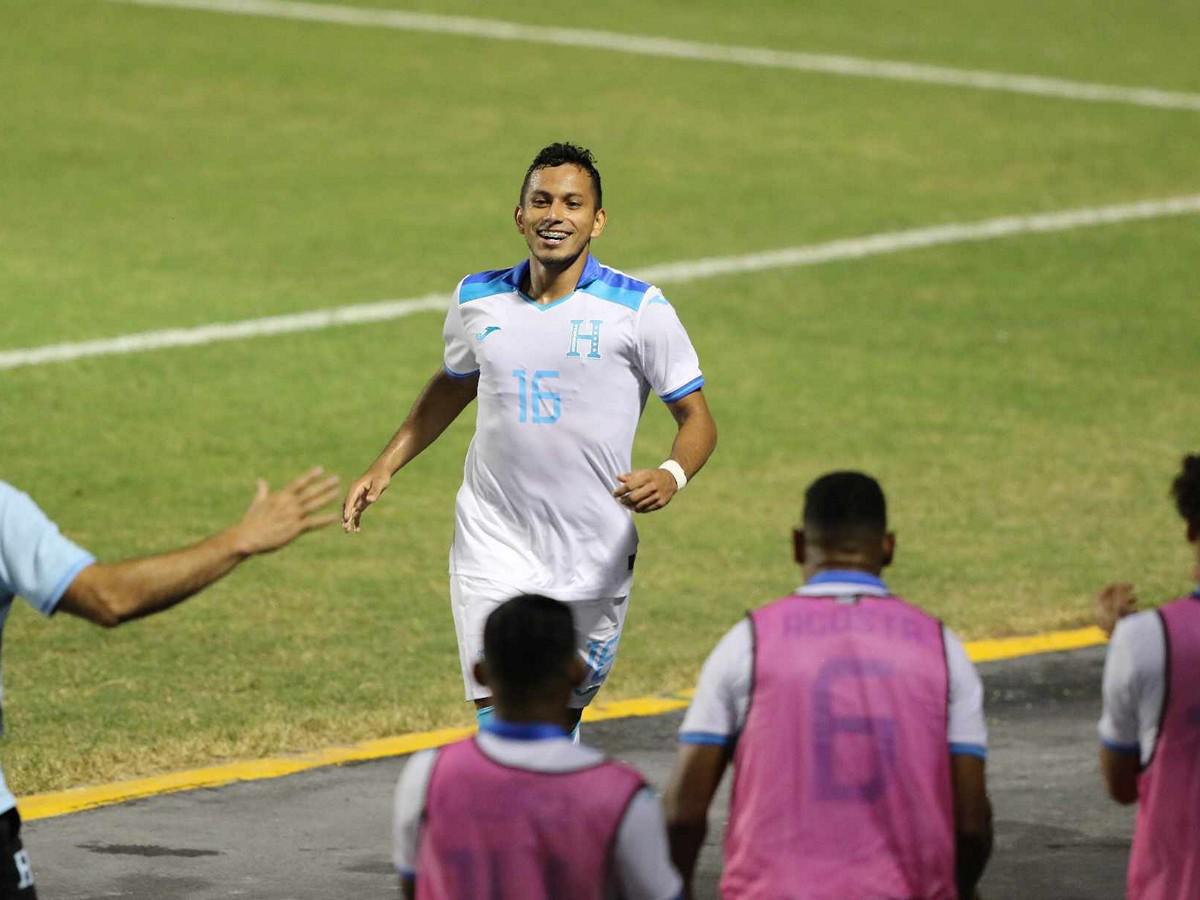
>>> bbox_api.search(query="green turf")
[1,0,1198,793]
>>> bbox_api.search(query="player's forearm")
[369,371,477,476]
[667,404,717,480]
[955,826,992,900]
[951,756,992,897]
[665,819,706,899]
[65,529,250,627]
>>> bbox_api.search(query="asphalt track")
[24,645,1131,899]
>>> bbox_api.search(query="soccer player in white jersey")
[1096,454,1200,899]
[664,472,992,899]
[0,468,339,898]
[343,143,717,733]
[393,594,681,899]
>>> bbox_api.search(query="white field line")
[0,296,446,370]
[4,194,1200,372]
[108,0,1200,113]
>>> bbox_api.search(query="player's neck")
[804,559,884,579]
[525,250,590,304]
[494,698,574,732]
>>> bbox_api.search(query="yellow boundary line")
[19,625,1106,822]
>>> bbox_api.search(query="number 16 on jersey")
[512,369,561,424]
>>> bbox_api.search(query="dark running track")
[24,646,1131,899]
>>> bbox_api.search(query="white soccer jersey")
[679,573,989,756]
[443,255,704,600]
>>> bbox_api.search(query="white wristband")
[658,459,687,491]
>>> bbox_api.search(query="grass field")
[2,0,1199,794]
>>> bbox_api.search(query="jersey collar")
[506,254,601,294]
[796,569,889,596]
[481,718,569,741]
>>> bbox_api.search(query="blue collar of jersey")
[804,569,888,591]
[506,254,602,294]
[481,718,569,741]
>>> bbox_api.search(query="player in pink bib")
[1097,454,1200,900]
[392,594,681,900]
[665,471,993,899]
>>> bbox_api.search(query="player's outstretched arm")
[951,754,993,900]
[343,369,478,532]
[57,468,340,628]
[614,389,716,514]
[663,742,729,899]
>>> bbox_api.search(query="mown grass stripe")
[4,194,1200,372]
[19,625,1106,822]
[108,0,1200,112]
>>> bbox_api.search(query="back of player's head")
[803,471,888,546]
[520,142,603,207]
[1171,454,1200,532]
[483,594,577,697]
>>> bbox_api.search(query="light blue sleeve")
[0,481,95,615]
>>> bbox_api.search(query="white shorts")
[449,574,630,709]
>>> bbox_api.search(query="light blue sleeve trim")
[949,742,988,760]
[1101,738,1140,756]
[660,375,704,404]
[44,553,95,615]
[443,365,480,380]
[679,731,735,747]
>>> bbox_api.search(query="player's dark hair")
[803,471,888,542]
[1170,454,1200,529]
[483,594,576,696]
[519,142,602,207]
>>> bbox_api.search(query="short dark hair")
[1171,454,1200,529]
[519,142,602,207]
[803,471,888,542]
[483,594,576,695]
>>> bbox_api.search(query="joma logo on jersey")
[566,319,603,359]
[474,325,501,342]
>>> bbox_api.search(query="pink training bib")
[1128,597,1200,900]
[415,737,644,900]
[723,593,956,900]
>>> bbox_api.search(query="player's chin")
[530,238,585,266]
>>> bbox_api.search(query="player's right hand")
[1095,582,1138,637]
[342,468,392,533]
[233,467,341,555]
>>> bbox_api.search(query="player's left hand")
[613,469,677,513]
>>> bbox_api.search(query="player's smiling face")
[515,164,606,267]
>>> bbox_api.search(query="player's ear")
[590,207,606,239]
[793,528,806,566]
[881,532,896,569]
[514,205,525,233]
[473,661,490,690]
[567,656,587,688]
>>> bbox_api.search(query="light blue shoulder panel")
[459,267,518,304]
[581,267,651,311]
